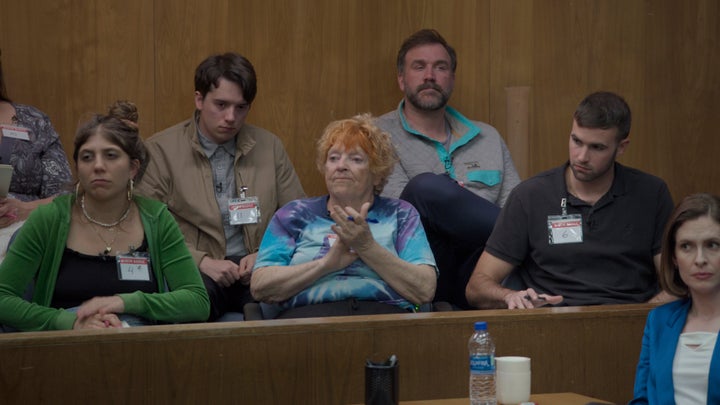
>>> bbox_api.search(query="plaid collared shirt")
[197,131,248,257]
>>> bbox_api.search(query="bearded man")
[376,29,520,309]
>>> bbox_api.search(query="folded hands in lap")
[74,296,126,329]
[73,312,123,329]
[201,253,256,287]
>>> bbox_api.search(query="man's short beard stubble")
[406,83,450,111]
[570,148,618,183]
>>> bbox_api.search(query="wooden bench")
[0,304,654,404]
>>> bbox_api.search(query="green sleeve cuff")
[118,292,143,314]
[53,310,78,330]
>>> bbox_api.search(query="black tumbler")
[365,355,399,405]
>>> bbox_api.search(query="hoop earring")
[75,182,81,200]
[127,179,134,201]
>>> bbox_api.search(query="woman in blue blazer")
[631,193,720,404]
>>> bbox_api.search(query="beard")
[569,164,599,182]
[569,153,617,183]
[405,83,451,111]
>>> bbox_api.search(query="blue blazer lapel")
[656,301,690,401]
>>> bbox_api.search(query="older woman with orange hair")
[251,114,437,318]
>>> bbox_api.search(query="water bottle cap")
[474,321,487,331]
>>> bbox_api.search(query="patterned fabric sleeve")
[8,104,72,201]
[254,200,301,269]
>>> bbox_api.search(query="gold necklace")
[81,195,131,228]
[91,224,119,256]
[78,196,132,256]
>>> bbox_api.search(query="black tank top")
[50,238,157,309]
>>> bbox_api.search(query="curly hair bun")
[108,100,139,129]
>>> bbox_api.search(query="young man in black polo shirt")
[465,91,674,309]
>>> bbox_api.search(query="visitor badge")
[0,124,31,141]
[117,253,151,281]
[547,214,583,244]
[229,196,260,225]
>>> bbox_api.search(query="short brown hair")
[573,91,631,141]
[195,52,257,103]
[397,29,457,74]
[658,193,720,298]
[316,114,397,195]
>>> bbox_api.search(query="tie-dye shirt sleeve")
[254,196,436,310]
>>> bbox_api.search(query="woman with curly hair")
[251,114,437,318]
[0,101,209,331]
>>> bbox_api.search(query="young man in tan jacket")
[139,52,305,320]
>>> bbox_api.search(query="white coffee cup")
[495,356,531,404]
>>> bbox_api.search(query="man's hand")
[200,257,241,287]
[504,288,564,309]
[237,253,257,285]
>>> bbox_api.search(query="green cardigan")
[0,194,210,331]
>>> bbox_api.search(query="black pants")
[201,256,255,321]
[275,298,410,319]
[400,173,500,309]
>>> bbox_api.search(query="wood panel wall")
[0,0,718,199]
[0,304,652,404]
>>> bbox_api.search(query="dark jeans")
[400,173,500,309]
[275,298,410,319]
[201,255,255,321]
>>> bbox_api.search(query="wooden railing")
[0,304,654,404]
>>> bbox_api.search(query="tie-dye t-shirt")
[254,195,437,311]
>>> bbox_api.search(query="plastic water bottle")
[469,321,496,405]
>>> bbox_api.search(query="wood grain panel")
[95,0,155,138]
[0,0,153,176]
[489,0,534,179]
[2,6,719,404]
[532,1,645,174]
[234,0,366,194]
[643,0,720,199]
[0,0,718,206]
[0,0,95,167]
[153,0,231,130]
[0,304,650,404]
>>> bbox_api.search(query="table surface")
[386,392,613,405]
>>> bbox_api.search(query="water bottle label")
[469,354,495,375]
